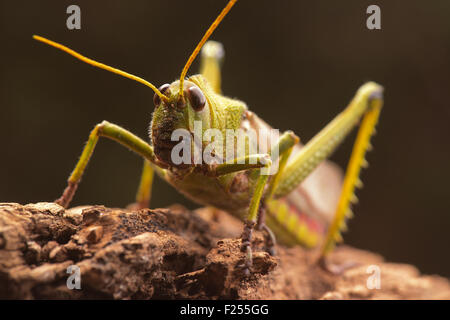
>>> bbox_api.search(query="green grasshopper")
[33,0,383,274]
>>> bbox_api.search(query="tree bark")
[0,202,448,299]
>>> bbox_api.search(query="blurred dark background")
[1,1,449,277]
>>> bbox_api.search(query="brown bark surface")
[0,202,448,299]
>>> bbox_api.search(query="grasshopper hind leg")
[267,83,383,273]
[318,90,383,274]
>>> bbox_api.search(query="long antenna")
[179,0,237,100]
[33,35,169,103]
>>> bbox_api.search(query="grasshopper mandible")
[33,0,383,274]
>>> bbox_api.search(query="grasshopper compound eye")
[153,84,171,106]
[186,86,206,111]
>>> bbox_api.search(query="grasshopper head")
[151,0,237,168]
[150,77,211,167]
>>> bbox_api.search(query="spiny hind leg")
[55,121,163,208]
[268,83,383,273]
[319,93,383,274]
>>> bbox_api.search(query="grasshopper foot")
[318,256,359,275]
[239,220,256,276]
[238,245,252,277]
[55,181,78,209]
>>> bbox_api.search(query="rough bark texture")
[0,202,448,299]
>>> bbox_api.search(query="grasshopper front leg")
[239,159,272,275]
[56,121,164,208]
[256,130,300,256]
[208,153,272,274]
[215,132,299,274]
[200,41,301,263]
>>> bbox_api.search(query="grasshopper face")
[151,79,210,168]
